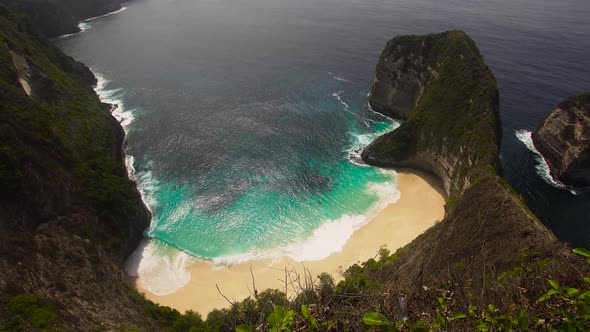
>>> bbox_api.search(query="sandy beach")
[137,171,445,314]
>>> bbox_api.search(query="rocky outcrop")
[362,31,500,200]
[9,50,57,102]
[532,92,590,187]
[0,0,124,38]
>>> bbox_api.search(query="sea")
[55,0,590,294]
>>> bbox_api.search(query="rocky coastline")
[532,92,590,188]
[0,0,125,38]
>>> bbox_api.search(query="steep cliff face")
[347,31,584,329]
[532,92,590,187]
[0,0,123,38]
[0,7,159,330]
[362,31,500,200]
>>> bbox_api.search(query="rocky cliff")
[0,0,123,38]
[0,6,163,330]
[353,31,584,327]
[532,92,590,187]
[362,31,500,200]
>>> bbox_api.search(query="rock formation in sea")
[532,92,590,187]
[0,0,124,38]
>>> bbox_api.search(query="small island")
[532,92,590,188]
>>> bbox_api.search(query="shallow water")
[56,0,590,270]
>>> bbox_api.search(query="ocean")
[56,0,590,294]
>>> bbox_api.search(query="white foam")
[333,76,351,83]
[85,6,128,23]
[333,90,365,121]
[94,72,136,131]
[78,22,91,32]
[515,130,578,195]
[56,7,126,38]
[125,240,193,296]
[332,91,349,111]
[91,72,180,294]
[212,170,399,265]
[346,119,399,167]
[93,72,156,220]
[367,100,394,120]
[128,165,399,294]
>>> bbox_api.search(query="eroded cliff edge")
[0,7,160,330]
[532,92,590,188]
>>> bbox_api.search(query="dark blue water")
[56,0,590,259]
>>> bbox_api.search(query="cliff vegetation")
[0,5,162,330]
[362,31,500,201]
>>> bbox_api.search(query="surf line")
[56,6,128,39]
[332,91,364,121]
[515,130,578,195]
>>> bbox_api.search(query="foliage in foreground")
[134,247,589,331]
[222,248,589,332]
[3,247,587,331]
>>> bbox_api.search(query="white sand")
[136,171,445,314]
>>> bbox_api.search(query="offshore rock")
[533,92,590,187]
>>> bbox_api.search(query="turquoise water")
[92,66,400,265]
[57,0,590,293]
[146,118,397,260]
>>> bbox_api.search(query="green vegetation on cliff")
[363,31,500,200]
[0,4,146,260]
[0,6,158,330]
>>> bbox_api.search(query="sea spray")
[515,130,577,195]
[131,133,401,294]
[57,6,127,38]
[125,240,193,296]
[93,72,403,295]
[347,119,399,167]
[211,169,400,266]
[92,72,190,293]
[93,73,157,212]
[328,72,351,83]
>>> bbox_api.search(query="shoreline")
[135,170,445,314]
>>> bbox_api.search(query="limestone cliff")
[362,31,500,200]
[0,0,124,38]
[532,92,590,187]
